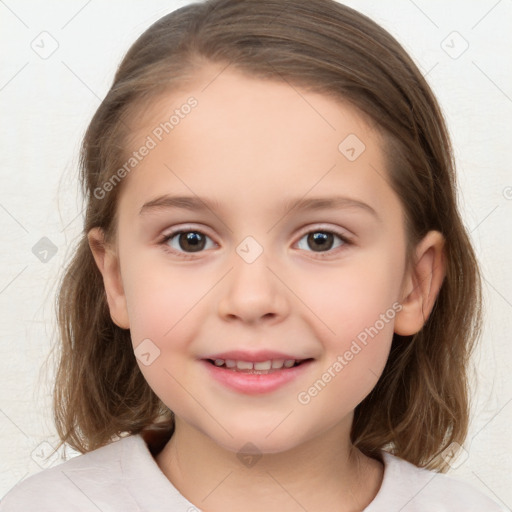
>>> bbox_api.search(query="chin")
[204,425,304,456]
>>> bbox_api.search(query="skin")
[89,64,445,512]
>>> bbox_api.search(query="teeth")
[236,360,254,370]
[210,358,304,370]
[254,360,272,370]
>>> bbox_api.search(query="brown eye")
[308,232,334,251]
[164,231,215,253]
[297,231,347,253]
[179,232,206,252]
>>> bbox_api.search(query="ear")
[394,230,446,336]
[87,227,130,329]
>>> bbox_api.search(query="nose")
[217,249,290,325]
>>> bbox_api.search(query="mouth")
[201,350,316,394]
[204,357,313,374]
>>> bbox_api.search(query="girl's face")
[93,66,431,454]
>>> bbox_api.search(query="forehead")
[117,66,397,220]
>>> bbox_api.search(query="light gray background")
[1,0,511,506]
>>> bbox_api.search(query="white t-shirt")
[0,434,505,511]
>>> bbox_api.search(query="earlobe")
[394,230,446,336]
[87,227,130,329]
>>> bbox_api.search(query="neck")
[155,418,383,512]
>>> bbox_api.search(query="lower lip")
[202,360,313,395]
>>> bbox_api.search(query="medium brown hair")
[54,0,481,470]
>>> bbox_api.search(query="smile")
[202,357,314,394]
[207,358,309,373]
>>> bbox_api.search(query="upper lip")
[202,350,312,362]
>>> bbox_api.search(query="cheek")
[296,287,398,417]
[120,260,210,402]
[293,246,404,404]
[125,281,202,421]
[121,251,210,344]
[299,251,404,343]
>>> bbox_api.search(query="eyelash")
[158,226,353,259]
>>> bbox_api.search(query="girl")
[1,0,506,510]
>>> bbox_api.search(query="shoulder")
[366,451,506,512]
[0,435,143,511]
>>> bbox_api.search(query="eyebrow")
[139,194,379,218]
